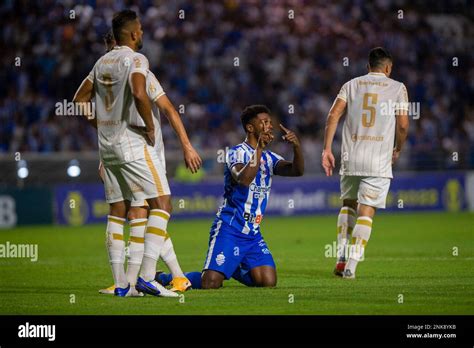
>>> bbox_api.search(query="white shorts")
[340,175,391,209]
[103,145,171,205]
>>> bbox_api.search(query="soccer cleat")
[342,269,355,279]
[114,284,131,297]
[333,262,346,277]
[99,285,116,295]
[114,284,145,297]
[170,277,192,292]
[136,277,179,297]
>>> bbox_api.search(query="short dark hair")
[240,105,271,131]
[112,10,138,43]
[368,47,393,69]
[103,29,115,47]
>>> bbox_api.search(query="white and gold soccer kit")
[128,70,171,206]
[89,45,168,204]
[337,72,408,208]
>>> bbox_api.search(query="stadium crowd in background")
[1,0,473,173]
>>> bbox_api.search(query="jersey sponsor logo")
[249,183,270,193]
[351,134,384,142]
[250,183,270,199]
[243,212,262,224]
[97,120,120,126]
[358,80,388,87]
[216,252,226,266]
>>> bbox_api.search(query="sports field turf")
[0,212,473,315]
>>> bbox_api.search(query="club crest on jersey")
[216,252,226,266]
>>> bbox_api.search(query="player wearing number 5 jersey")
[322,47,409,279]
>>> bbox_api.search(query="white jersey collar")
[368,72,386,77]
[114,45,135,53]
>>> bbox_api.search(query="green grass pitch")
[0,212,473,315]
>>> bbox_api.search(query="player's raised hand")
[321,149,336,176]
[280,124,300,147]
[184,146,202,174]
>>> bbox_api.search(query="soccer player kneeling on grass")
[157,105,304,289]
[321,47,409,279]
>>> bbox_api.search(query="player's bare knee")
[202,277,222,289]
[128,207,147,220]
[201,271,224,289]
[255,277,277,288]
[109,201,127,218]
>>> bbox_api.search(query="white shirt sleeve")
[396,83,409,112]
[130,53,149,77]
[336,81,349,102]
[147,72,166,102]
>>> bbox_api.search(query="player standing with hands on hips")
[322,47,409,279]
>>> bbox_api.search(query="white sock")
[336,207,356,262]
[140,209,170,281]
[106,215,127,288]
[346,216,372,274]
[126,218,147,286]
[161,238,185,278]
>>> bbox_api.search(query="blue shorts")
[202,222,276,279]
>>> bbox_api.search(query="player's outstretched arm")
[155,95,202,173]
[322,97,346,176]
[393,110,409,163]
[73,78,97,128]
[274,124,304,177]
[131,72,155,146]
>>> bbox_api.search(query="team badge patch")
[216,252,226,266]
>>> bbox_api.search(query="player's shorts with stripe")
[103,144,170,204]
[203,220,276,279]
[340,175,391,209]
[129,147,168,207]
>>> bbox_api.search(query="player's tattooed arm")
[73,78,97,128]
[393,109,409,164]
[322,97,347,176]
[155,95,202,173]
[274,124,304,177]
[131,72,155,146]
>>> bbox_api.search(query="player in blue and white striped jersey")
[200,105,305,288]
[155,105,304,289]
